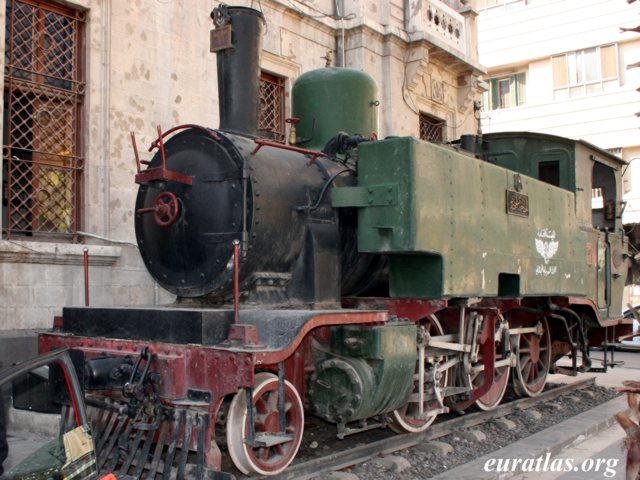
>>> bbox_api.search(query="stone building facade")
[0,0,484,356]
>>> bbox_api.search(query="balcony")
[406,0,474,65]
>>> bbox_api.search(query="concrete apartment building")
[476,0,640,212]
[0,0,484,358]
[475,0,640,305]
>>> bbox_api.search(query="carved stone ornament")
[431,79,445,104]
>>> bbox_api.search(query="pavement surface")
[3,409,58,472]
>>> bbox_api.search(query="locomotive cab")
[479,132,628,319]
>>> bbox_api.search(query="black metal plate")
[506,190,529,217]
[62,307,234,345]
[135,129,247,297]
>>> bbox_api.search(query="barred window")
[3,0,85,238]
[419,112,445,143]
[259,71,286,143]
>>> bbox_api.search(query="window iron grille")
[419,112,445,143]
[3,0,85,238]
[259,72,286,143]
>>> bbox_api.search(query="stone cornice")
[0,240,121,266]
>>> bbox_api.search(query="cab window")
[592,161,617,230]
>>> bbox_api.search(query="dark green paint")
[482,133,576,191]
[308,323,416,425]
[333,136,589,299]
[292,67,378,151]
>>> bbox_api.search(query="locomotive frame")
[35,5,633,479]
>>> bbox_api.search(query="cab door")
[596,232,609,315]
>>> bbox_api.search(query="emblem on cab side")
[535,228,559,276]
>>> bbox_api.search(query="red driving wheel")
[137,192,180,227]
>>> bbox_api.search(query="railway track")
[270,377,601,480]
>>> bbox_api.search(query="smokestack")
[210,5,265,136]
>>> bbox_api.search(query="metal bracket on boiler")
[331,183,398,208]
[227,324,263,348]
[132,125,199,186]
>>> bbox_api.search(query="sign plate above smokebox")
[210,24,232,52]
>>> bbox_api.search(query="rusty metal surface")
[90,404,214,480]
[38,333,255,401]
[615,380,640,480]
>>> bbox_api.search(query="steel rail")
[274,377,597,480]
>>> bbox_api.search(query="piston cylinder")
[308,323,416,426]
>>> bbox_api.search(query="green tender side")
[331,137,590,299]
[292,67,378,151]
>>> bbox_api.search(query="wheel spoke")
[226,373,304,476]
[260,447,270,462]
[470,316,511,411]
[390,314,449,433]
[266,391,278,412]
[513,319,550,398]
[255,396,268,415]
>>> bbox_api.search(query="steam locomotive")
[38,5,632,478]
